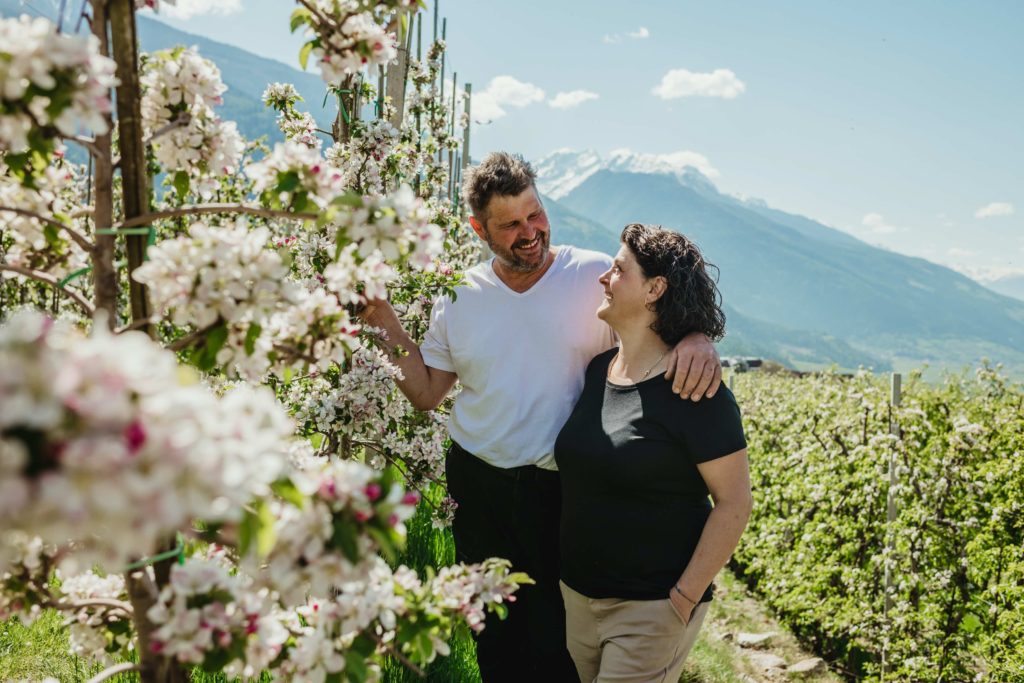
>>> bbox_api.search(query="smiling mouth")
[515,236,541,252]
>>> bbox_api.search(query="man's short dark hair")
[462,152,537,224]
[621,223,727,345]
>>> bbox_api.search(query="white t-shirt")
[421,246,615,470]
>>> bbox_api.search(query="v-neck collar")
[487,246,564,298]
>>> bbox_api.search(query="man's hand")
[355,297,394,328]
[664,332,722,400]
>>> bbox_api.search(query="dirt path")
[681,570,843,683]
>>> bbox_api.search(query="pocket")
[666,597,690,626]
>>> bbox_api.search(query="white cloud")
[549,90,599,110]
[652,68,746,100]
[861,213,899,234]
[946,247,976,260]
[975,202,1015,218]
[158,0,242,19]
[604,27,650,44]
[472,76,545,123]
[948,263,1024,283]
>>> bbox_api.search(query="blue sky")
[128,1,1024,283]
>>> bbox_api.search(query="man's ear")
[469,215,486,240]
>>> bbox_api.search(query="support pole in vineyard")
[386,10,414,130]
[89,0,118,325]
[882,371,902,681]
[461,83,472,169]
[109,0,154,334]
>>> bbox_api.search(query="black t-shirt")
[554,348,747,601]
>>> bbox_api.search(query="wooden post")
[882,372,902,681]
[89,0,117,326]
[461,83,472,169]
[109,0,153,335]
[386,9,413,129]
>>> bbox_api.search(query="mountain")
[540,191,887,370]
[0,0,334,145]
[537,150,1024,376]
[980,273,1024,303]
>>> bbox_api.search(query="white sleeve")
[420,295,456,373]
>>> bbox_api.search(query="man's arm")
[360,299,457,411]
[664,332,723,401]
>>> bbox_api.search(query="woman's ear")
[646,275,668,305]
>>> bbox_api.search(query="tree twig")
[167,321,222,351]
[0,206,95,251]
[0,264,95,315]
[86,662,141,683]
[63,134,103,158]
[48,597,134,615]
[370,631,425,678]
[113,203,320,231]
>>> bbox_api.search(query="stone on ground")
[787,657,827,676]
[749,652,788,670]
[737,631,776,648]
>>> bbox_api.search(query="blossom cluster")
[132,220,363,378]
[256,456,419,605]
[148,556,289,676]
[0,310,292,572]
[0,154,92,279]
[59,570,132,666]
[141,46,244,197]
[246,140,345,211]
[333,184,444,270]
[0,15,117,166]
[293,1,405,87]
[325,118,411,196]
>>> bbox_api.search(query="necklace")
[613,348,671,382]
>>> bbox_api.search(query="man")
[361,152,721,682]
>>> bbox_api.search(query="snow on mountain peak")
[534,148,720,199]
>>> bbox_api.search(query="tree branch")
[113,203,319,231]
[0,264,96,315]
[166,320,222,351]
[0,206,95,252]
[49,597,134,615]
[86,662,141,683]
[370,631,425,678]
[62,134,103,159]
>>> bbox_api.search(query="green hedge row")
[732,365,1024,681]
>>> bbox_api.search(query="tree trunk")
[90,0,118,327]
[109,0,153,336]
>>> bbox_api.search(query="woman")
[554,223,752,683]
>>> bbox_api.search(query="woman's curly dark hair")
[620,223,726,345]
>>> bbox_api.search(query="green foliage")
[732,365,1024,681]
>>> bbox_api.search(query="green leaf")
[244,323,262,356]
[43,223,62,247]
[277,170,302,193]
[173,170,190,198]
[331,517,361,563]
[271,479,306,510]
[299,41,314,71]
[289,7,313,33]
[344,651,369,682]
[366,525,399,564]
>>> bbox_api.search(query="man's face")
[471,187,551,273]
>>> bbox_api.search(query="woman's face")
[597,245,659,326]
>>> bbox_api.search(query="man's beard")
[486,230,551,273]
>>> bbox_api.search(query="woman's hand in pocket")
[668,590,694,626]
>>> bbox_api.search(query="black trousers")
[445,442,580,683]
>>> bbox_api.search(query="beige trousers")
[560,581,709,683]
